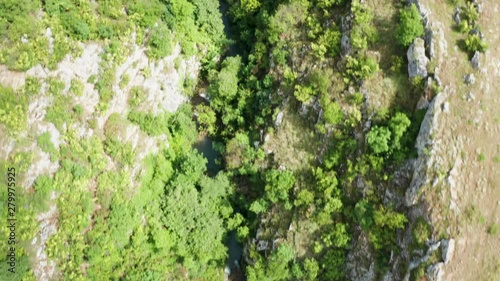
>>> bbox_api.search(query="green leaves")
[147,23,173,59]
[366,126,391,154]
[0,85,28,135]
[465,34,488,53]
[345,55,379,82]
[396,4,425,46]
[264,169,296,205]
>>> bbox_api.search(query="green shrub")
[96,22,114,39]
[73,104,84,116]
[464,34,488,53]
[488,223,498,235]
[119,74,130,89]
[0,86,28,135]
[60,12,91,40]
[461,2,479,24]
[104,138,135,166]
[396,4,425,46]
[294,85,314,104]
[37,132,59,161]
[95,67,116,110]
[477,153,486,161]
[88,74,97,84]
[367,126,391,154]
[412,217,431,247]
[128,86,146,108]
[70,78,84,96]
[350,0,377,51]
[24,76,42,96]
[195,104,217,135]
[127,111,170,136]
[345,55,379,82]
[48,78,66,96]
[147,23,173,59]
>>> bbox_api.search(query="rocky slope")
[0,36,200,281]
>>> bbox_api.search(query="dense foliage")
[0,0,433,280]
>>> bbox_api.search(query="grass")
[263,106,319,172]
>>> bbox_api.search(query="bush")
[195,104,217,135]
[464,34,488,53]
[60,13,91,40]
[24,76,42,96]
[412,217,431,247]
[127,111,170,136]
[345,55,379,82]
[128,86,146,108]
[37,132,59,161]
[147,23,173,59]
[119,74,130,89]
[396,4,425,46]
[350,0,377,51]
[70,79,84,97]
[0,86,28,135]
[367,126,391,154]
[488,223,498,235]
[104,138,135,166]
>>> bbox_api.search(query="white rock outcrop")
[407,38,429,78]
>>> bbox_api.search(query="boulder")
[453,8,461,25]
[407,38,429,79]
[441,239,455,264]
[471,51,480,69]
[340,15,353,55]
[442,102,450,113]
[426,263,445,281]
[465,73,475,85]
[275,111,284,127]
[346,233,376,281]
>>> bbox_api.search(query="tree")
[396,4,425,46]
[366,126,391,154]
[264,169,296,206]
[147,23,173,59]
[209,56,241,109]
[195,104,217,135]
[388,112,411,149]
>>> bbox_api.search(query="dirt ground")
[420,0,500,280]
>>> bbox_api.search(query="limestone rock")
[471,51,480,69]
[426,263,445,281]
[465,73,475,85]
[442,102,450,113]
[341,33,352,56]
[346,233,376,281]
[441,239,455,264]
[341,15,353,56]
[275,111,284,127]
[407,38,429,78]
[453,8,461,25]
[405,92,446,206]
[416,96,430,110]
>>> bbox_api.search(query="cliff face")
[0,38,200,281]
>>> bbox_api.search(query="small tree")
[366,126,391,154]
[396,4,425,46]
[464,34,488,53]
